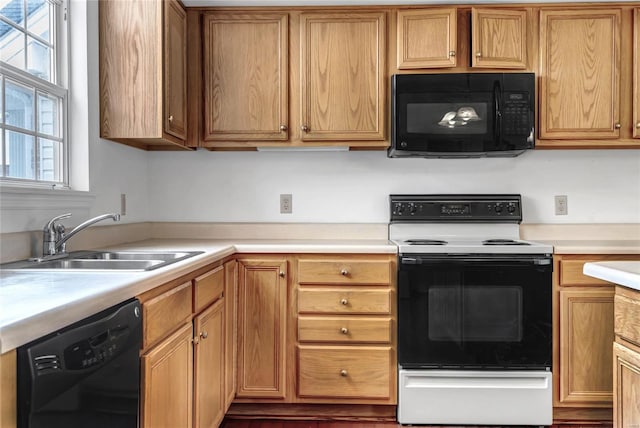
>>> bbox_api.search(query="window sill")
[0,186,95,210]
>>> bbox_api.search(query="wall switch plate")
[555,195,568,215]
[121,193,127,216]
[280,194,292,214]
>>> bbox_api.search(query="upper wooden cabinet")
[471,8,528,69]
[396,8,457,69]
[202,12,289,143]
[634,8,640,139]
[539,9,625,143]
[200,10,387,148]
[300,12,386,142]
[99,0,190,150]
[396,7,530,70]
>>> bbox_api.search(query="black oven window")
[407,103,488,134]
[428,285,523,343]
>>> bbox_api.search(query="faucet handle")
[44,213,72,231]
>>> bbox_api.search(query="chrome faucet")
[38,213,121,260]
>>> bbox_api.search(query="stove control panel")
[390,195,522,223]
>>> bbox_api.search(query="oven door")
[398,254,552,370]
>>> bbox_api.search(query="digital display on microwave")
[406,103,488,135]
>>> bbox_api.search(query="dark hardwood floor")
[222,419,613,428]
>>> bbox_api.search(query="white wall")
[147,149,640,224]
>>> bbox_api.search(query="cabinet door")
[141,323,193,428]
[396,8,457,69]
[224,259,238,408]
[194,299,225,428]
[559,288,615,406]
[472,8,527,69]
[634,8,640,139]
[613,342,640,428]
[539,9,621,140]
[300,12,386,141]
[203,13,289,142]
[164,0,187,140]
[236,259,287,398]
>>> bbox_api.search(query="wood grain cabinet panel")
[634,8,640,139]
[298,316,392,343]
[99,0,189,149]
[559,288,615,406]
[396,8,457,69]
[194,299,225,428]
[141,323,193,428]
[539,9,621,140]
[202,12,289,143]
[613,342,640,428]
[471,8,527,69]
[300,11,386,141]
[224,260,238,409]
[194,265,225,313]
[298,346,392,400]
[298,288,391,315]
[298,259,391,285]
[142,281,192,349]
[236,259,288,399]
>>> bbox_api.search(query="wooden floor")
[222,420,613,428]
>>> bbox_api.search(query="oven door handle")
[401,256,552,266]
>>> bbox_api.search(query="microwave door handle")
[493,81,502,142]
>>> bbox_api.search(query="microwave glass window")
[428,285,523,343]
[407,103,488,135]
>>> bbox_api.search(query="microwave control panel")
[503,92,532,136]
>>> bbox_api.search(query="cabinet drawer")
[560,259,615,286]
[298,289,391,314]
[298,346,392,399]
[298,260,390,285]
[194,265,224,313]
[143,281,192,348]
[615,287,640,347]
[298,316,392,343]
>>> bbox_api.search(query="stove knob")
[508,204,516,213]
[396,204,405,215]
[494,204,503,213]
[409,203,417,214]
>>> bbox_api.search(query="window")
[0,0,67,187]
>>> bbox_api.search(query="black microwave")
[389,73,535,158]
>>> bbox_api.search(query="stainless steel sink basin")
[0,250,204,271]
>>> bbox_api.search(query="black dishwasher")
[17,298,142,428]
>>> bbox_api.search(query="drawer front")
[298,289,391,314]
[194,265,224,313]
[143,281,193,348]
[298,346,392,399]
[298,260,391,285]
[298,316,392,343]
[615,289,640,347]
[560,259,613,286]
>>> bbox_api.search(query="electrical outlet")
[555,195,568,215]
[280,194,292,214]
[121,193,127,216]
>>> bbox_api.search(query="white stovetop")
[583,261,640,291]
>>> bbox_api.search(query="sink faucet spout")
[40,213,121,258]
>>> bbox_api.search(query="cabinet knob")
[340,298,348,306]
[340,369,348,377]
[340,269,349,276]
[279,271,285,278]
[301,125,309,132]
[168,115,174,122]
[636,122,640,129]
[200,331,208,339]
[614,123,621,129]
[340,327,349,334]
[476,52,482,58]
[280,125,288,131]
[449,51,456,57]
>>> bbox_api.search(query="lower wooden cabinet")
[613,342,640,427]
[141,323,194,428]
[554,254,640,422]
[236,258,288,400]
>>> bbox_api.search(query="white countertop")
[583,261,640,291]
[0,239,395,354]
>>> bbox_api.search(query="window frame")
[0,0,69,190]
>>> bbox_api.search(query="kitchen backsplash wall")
[147,148,639,224]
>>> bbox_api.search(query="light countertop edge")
[583,261,640,291]
[0,239,396,353]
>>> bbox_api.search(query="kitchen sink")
[0,250,204,271]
